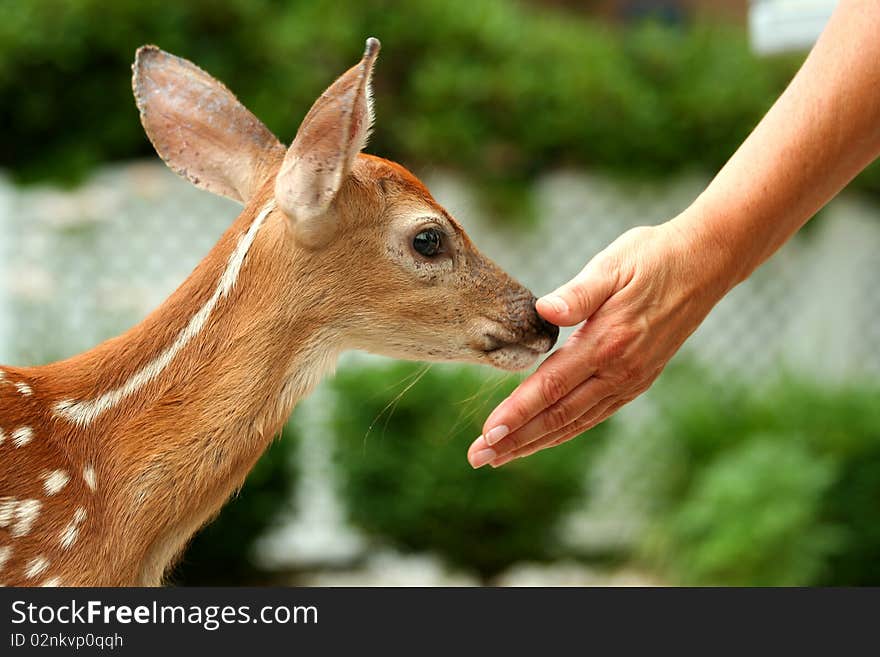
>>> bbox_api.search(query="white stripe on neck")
[54,201,276,427]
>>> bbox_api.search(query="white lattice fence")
[2,161,879,378]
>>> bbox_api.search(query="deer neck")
[36,195,339,584]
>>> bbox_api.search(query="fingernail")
[540,294,569,314]
[484,425,510,446]
[470,448,498,468]
[471,435,489,451]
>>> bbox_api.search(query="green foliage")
[644,365,880,586]
[4,0,877,199]
[172,421,299,586]
[665,436,840,586]
[330,362,603,577]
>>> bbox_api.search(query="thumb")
[536,256,618,326]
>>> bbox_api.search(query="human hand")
[468,219,730,468]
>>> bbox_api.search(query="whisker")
[374,364,433,395]
[379,364,433,440]
[453,372,501,406]
[362,363,432,452]
[443,372,515,440]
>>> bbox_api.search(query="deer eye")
[412,228,443,257]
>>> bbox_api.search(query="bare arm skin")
[469,0,880,468]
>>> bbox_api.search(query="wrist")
[666,203,751,300]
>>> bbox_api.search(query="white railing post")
[0,174,13,365]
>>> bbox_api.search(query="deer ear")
[274,37,380,247]
[132,45,285,204]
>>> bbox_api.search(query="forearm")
[671,0,880,291]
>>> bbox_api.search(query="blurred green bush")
[663,435,841,586]
[173,420,299,586]
[3,0,878,197]
[643,365,880,586]
[330,362,604,577]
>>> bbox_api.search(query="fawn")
[0,38,558,586]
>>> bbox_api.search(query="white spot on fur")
[12,427,33,447]
[0,498,15,527]
[0,429,5,446]
[0,370,5,382]
[59,526,78,549]
[15,382,32,396]
[43,470,69,495]
[41,577,61,587]
[0,546,11,572]
[54,201,276,426]
[83,466,97,491]
[60,507,87,549]
[24,556,49,579]
[0,498,42,537]
[11,499,41,537]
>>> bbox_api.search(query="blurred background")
[3,0,879,586]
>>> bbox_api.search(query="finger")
[467,434,497,468]
[546,398,625,448]
[516,399,626,462]
[489,394,616,467]
[480,341,596,443]
[485,376,609,459]
[536,255,618,327]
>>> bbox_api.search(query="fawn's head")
[133,38,557,370]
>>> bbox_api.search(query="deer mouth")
[479,333,556,371]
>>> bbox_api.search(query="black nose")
[533,299,560,346]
